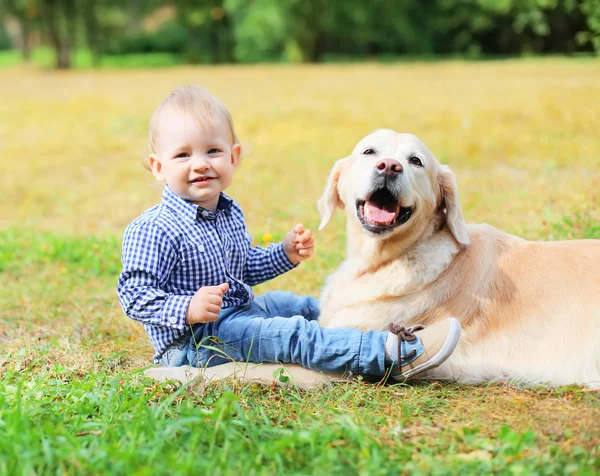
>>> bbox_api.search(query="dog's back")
[419,226,600,387]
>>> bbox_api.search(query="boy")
[117,86,461,380]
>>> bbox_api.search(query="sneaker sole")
[399,317,461,381]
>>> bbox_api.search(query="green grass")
[1,216,598,475]
[1,369,598,475]
[0,229,120,276]
[547,213,600,240]
[0,48,181,69]
[1,48,597,71]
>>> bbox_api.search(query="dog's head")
[317,129,470,245]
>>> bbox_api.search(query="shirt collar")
[162,185,232,222]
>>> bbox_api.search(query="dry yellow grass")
[1,60,598,236]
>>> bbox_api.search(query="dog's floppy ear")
[317,158,346,230]
[438,164,470,245]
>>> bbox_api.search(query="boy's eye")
[175,152,190,159]
[207,148,222,154]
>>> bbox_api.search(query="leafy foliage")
[0,20,10,49]
[0,0,598,68]
[580,0,600,50]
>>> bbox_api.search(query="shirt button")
[169,316,177,324]
[198,244,205,252]
[201,211,210,217]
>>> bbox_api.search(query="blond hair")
[144,85,239,170]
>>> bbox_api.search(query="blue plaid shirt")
[117,186,296,362]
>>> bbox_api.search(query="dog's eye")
[362,148,376,155]
[409,156,423,167]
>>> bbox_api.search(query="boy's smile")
[149,107,241,212]
[190,176,215,186]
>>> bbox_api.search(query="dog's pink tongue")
[365,202,396,224]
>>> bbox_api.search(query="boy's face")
[149,107,241,212]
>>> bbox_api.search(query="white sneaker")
[389,317,461,381]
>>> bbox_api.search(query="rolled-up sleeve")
[117,221,191,330]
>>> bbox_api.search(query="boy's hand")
[185,283,229,325]
[283,223,314,265]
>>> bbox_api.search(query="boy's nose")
[190,155,210,171]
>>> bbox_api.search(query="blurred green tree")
[83,0,164,66]
[0,0,598,68]
[173,0,234,63]
[437,0,589,55]
[224,0,435,63]
[0,0,41,60]
[580,0,600,50]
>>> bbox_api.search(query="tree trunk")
[128,0,142,30]
[209,0,230,63]
[21,20,32,61]
[208,20,219,63]
[292,0,323,63]
[42,0,73,69]
[188,28,202,64]
[220,13,234,63]
[82,2,102,67]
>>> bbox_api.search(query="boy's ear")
[231,144,242,167]
[317,158,347,230]
[148,154,165,181]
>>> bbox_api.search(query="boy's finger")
[298,249,312,256]
[206,283,229,295]
[204,312,219,322]
[207,294,224,306]
[295,236,314,246]
[206,303,222,315]
[294,223,304,234]
[297,229,312,243]
[296,238,314,250]
[218,282,230,293]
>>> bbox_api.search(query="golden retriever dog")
[147,130,599,389]
[314,129,600,388]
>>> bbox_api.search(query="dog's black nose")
[376,159,403,176]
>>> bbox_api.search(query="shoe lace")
[387,323,425,376]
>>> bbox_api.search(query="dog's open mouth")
[356,188,414,234]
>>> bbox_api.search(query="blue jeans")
[159,291,389,376]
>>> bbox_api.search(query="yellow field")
[2,59,599,231]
